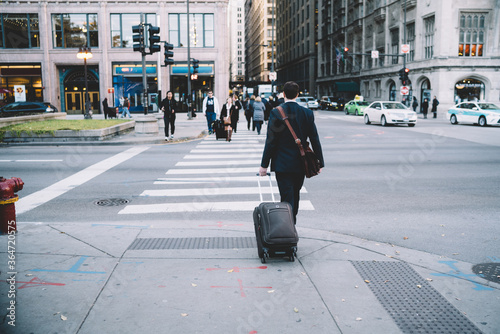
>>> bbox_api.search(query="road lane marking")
[16,146,151,215]
[176,160,260,166]
[183,154,262,159]
[118,200,314,214]
[155,176,276,184]
[190,148,263,153]
[166,167,259,174]
[0,160,63,162]
[141,186,306,197]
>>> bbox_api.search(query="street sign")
[269,71,277,81]
[371,50,379,59]
[400,86,410,95]
[401,44,410,54]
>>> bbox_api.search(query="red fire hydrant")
[0,177,24,235]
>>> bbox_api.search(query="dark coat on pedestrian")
[422,99,429,115]
[102,98,109,119]
[261,101,324,174]
[412,97,418,112]
[160,97,177,118]
[432,98,439,112]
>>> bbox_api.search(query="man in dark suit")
[259,81,325,223]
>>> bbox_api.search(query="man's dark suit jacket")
[261,101,324,173]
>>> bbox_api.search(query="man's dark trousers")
[275,172,305,223]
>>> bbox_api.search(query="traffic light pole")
[186,0,192,120]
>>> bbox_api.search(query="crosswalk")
[118,130,314,215]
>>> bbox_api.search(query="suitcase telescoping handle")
[256,173,276,202]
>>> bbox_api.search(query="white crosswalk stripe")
[119,132,315,214]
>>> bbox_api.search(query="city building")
[229,0,246,93]
[275,0,318,96]
[317,0,500,110]
[244,0,275,90]
[0,0,230,114]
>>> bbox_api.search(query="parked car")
[305,97,319,110]
[344,100,371,116]
[363,101,417,127]
[320,96,338,110]
[0,101,58,117]
[447,102,500,127]
[297,96,318,109]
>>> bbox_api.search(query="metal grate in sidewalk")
[351,261,483,334]
[128,237,256,250]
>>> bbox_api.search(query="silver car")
[296,96,318,109]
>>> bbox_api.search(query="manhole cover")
[472,263,500,284]
[94,198,130,206]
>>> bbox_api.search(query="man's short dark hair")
[283,81,299,99]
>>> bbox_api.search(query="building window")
[391,29,399,64]
[110,14,156,48]
[459,13,486,57]
[364,82,370,98]
[406,23,415,61]
[424,16,434,59]
[169,13,214,48]
[0,14,40,48]
[52,13,98,48]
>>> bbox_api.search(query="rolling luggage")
[212,119,227,140]
[253,173,298,263]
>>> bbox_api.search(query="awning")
[335,81,359,92]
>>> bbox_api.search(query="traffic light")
[164,42,174,66]
[399,68,405,82]
[192,59,199,74]
[132,25,145,54]
[343,47,349,61]
[148,25,161,54]
[403,68,410,85]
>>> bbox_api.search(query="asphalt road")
[2,110,499,265]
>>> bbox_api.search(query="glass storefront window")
[110,14,156,48]
[52,13,98,48]
[168,14,214,48]
[0,14,39,48]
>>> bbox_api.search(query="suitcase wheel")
[260,250,269,263]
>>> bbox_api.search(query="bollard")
[0,177,24,235]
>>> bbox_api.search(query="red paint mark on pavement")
[198,221,244,228]
[249,331,258,334]
[211,279,272,298]
[16,277,65,289]
[206,266,267,272]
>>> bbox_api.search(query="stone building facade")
[0,0,229,114]
[317,0,500,110]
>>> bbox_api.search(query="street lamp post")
[77,46,93,119]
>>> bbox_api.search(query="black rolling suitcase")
[253,173,298,263]
[213,119,227,140]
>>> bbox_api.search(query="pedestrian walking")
[102,97,109,119]
[252,96,266,135]
[220,97,236,142]
[160,91,177,141]
[259,81,325,223]
[232,94,242,133]
[412,96,418,112]
[202,90,220,134]
[121,97,131,118]
[245,95,255,131]
[432,96,439,119]
[421,98,429,119]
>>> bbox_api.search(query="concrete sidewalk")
[1,219,498,333]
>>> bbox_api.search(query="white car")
[296,96,318,109]
[447,102,500,127]
[364,101,417,127]
[305,97,319,110]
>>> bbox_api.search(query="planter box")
[0,112,67,128]
[2,121,135,143]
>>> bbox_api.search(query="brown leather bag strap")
[276,106,306,157]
